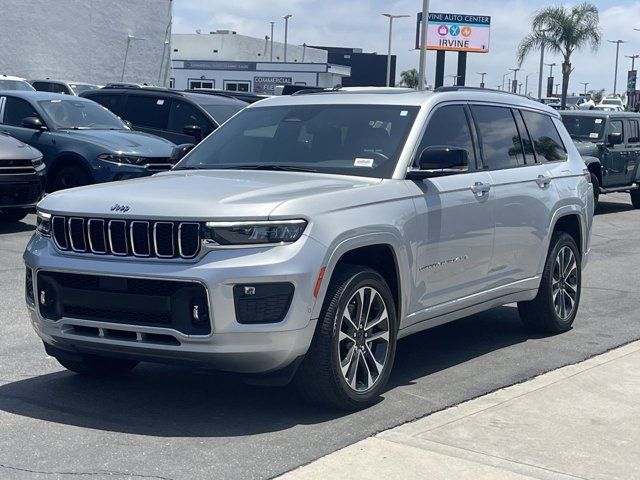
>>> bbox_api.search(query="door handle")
[535,175,552,188]
[470,181,491,195]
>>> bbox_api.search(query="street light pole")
[509,68,520,93]
[579,82,589,94]
[121,35,145,82]
[525,72,537,96]
[270,22,274,62]
[502,72,510,91]
[608,39,627,95]
[417,0,430,90]
[382,13,410,87]
[626,54,640,71]
[283,14,292,62]
[477,72,487,87]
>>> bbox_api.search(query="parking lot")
[0,193,636,480]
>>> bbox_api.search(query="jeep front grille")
[0,158,37,175]
[52,216,201,259]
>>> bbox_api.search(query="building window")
[189,79,215,90]
[224,81,251,92]
[169,78,175,88]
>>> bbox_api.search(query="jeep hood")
[572,138,600,157]
[38,170,381,219]
[58,129,175,156]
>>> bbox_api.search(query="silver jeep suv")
[24,87,594,409]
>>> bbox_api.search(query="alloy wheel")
[337,286,390,393]
[552,246,579,320]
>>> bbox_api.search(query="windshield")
[202,103,245,124]
[561,115,606,140]
[38,99,125,130]
[601,99,620,105]
[0,79,35,91]
[566,97,580,106]
[176,104,419,178]
[69,84,98,95]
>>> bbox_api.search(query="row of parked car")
[0,75,259,221]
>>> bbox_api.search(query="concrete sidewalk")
[279,340,640,480]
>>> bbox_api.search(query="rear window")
[561,115,606,140]
[522,111,567,162]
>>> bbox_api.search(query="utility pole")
[545,62,556,78]
[382,14,410,87]
[502,72,510,91]
[555,83,560,95]
[270,22,274,61]
[477,72,487,88]
[525,72,537,96]
[608,39,627,95]
[121,35,145,82]
[283,14,292,62]
[417,0,430,90]
[580,82,589,94]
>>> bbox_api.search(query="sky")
[173,0,640,96]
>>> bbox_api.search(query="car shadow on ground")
[595,198,634,216]
[0,306,545,437]
[0,218,35,235]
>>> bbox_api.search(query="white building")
[0,0,172,86]
[170,31,350,93]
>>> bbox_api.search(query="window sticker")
[354,158,374,168]
[157,99,165,105]
[400,110,408,117]
[595,118,602,124]
[589,132,599,138]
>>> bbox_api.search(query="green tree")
[400,68,419,89]
[589,88,605,103]
[517,3,601,109]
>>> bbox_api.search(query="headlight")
[36,210,51,237]
[203,220,307,246]
[97,153,146,165]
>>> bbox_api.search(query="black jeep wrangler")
[561,111,640,207]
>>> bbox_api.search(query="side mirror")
[607,132,623,146]
[21,117,47,131]
[407,146,469,179]
[183,124,202,141]
[170,143,196,163]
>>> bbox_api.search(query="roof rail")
[435,85,533,99]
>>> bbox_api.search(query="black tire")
[49,165,92,192]
[0,209,29,222]
[295,265,398,410]
[56,353,138,377]
[590,173,600,208]
[631,188,640,209]
[518,232,581,333]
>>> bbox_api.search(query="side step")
[600,184,639,194]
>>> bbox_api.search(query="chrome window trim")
[68,217,86,252]
[153,221,175,258]
[87,219,107,254]
[108,220,128,256]
[178,222,200,259]
[130,221,151,257]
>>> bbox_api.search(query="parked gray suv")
[24,87,594,409]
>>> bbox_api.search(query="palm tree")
[517,3,601,109]
[399,69,419,89]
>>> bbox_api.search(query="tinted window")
[168,100,211,134]
[201,103,244,124]
[472,105,524,169]
[2,97,40,126]
[31,81,51,92]
[176,105,419,179]
[414,105,475,168]
[561,115,606,140]
[628,120,640,143]
[607,119,624,141]
[521,110,567,162]
[123,95,170,129]
[513,110,536,164]
[69,84,98,95]
[87,94,124,116]
[49,83,70,95]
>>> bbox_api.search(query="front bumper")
[24,233,326,374]
[0,165,46,209]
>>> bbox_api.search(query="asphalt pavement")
[0,193,638,480]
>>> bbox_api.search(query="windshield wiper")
[222,165,318,173]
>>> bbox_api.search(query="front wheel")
[295,266,398,410]
[518,232,581,333]
[49,165,92,192]
[631,187,640,209]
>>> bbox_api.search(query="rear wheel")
[518,232,581,333]
[0,209,29,222]
[295,265,398,410]
[55,353,138,377]
[50,165,91,192]
[631,187,640,209]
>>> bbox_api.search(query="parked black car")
[561,111,640,207]
[81,86,247,144]
[183,89,268,104]
[0,132,45,222]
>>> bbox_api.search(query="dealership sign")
[416,12,491,53]
[254,76,292,94]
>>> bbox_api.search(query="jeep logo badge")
[110,203,130,213]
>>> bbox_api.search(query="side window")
[414,104,475,169]
[88,94,123,117]
[512,110,536,164]
[31,81,51,92]
[2,97,40,126]
[122,95,170,129]
[471,105,524,169]
[607,119,624,140]
[50,83,70,95]
[168,100,211,134]
[627,120,640,143]
[521,110,567,162]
